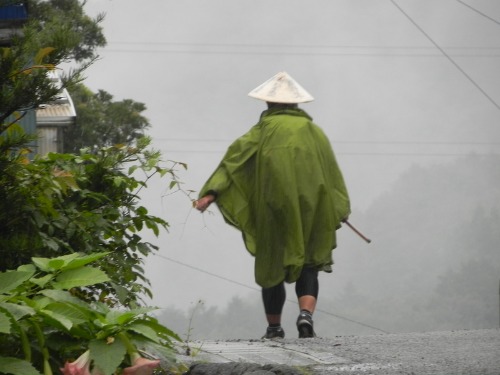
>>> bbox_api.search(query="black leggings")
[262,267,319,315]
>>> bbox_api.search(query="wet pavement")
[177,329,500,374]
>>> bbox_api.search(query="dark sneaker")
[296,311,316,338]
[262,326,285,339]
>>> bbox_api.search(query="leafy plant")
[0,134,185,307]
[0,4,187,374]
[0,252,181,375]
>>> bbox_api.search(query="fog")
[80,0,500,337]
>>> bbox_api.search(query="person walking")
[195,72,350,339]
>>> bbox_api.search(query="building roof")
[36,90,76,126]
[36,72,77,127]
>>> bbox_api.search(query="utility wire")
[157,253,257,293]
[154,138,500,146]
[101,41,500,57]
[100,38,500,58]
[390,0,500,111]
[456,0,500,26]
[109,41,499,49]
[158,148,500,157]
[155,253,389,334]
[105,41,500,55]
[154,139,500,155]
[157,148,500,157]
[99,47,499,58]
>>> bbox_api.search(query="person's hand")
[194,195,215,212]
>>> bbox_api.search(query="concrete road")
[178,329,500,374]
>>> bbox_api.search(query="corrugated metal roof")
[36,77,77,127]
[36,103,76,126]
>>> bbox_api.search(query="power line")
[456,0,500,26]
[155,253,389,334]
[158,149,500,157]
[154,138,500,146]
[108,41,500,50]
[101,41,500,58]
[157,253,257,293]
[154,138,500,156]
[390,0,500,111]
[99,47,500,58]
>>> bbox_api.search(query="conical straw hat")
[248,72,314,103]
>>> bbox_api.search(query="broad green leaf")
[42,302,88,326]
[110,282,129,305]
[0,311,11,334]
[31,296,52,310]
[136,206,148,215]
[52,267,110,289]
[32,253,79,272]
[0,357,42,375]
[48,253,81,269]
[145,220,159,237]
[143,320,182,342]
[39,308,74,331]
[61,252,110,271]
[47,259,65,270]
[39,235,60,252]
[126,322,162,344]
[40,289,91,309]
[0,302,36,321]
[0,270,34,294]
[31,257,52,272]
[89,338,126,375]
[128,165,139,175]
[16,264,36,273]
[113,176,125,187]
[30,274,54,288]
[105,307,155,326]
[129,318,181,342]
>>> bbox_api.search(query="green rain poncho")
[200,107,350,288]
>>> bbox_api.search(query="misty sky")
[80,0,500,312]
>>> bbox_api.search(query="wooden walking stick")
[343,220,372,243]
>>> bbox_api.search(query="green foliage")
[0,253,181,375]
[0,134,182,307]
[0,1,186,373]
[64,84,151,153]
[1,0,105,131]
[0,40,61,128]
[27,0,106,62]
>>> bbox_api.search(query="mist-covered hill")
[321,153,500,334]
[157,154,500,339]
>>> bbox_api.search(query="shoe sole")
[262,330,285,339]
[297,319,315,338]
